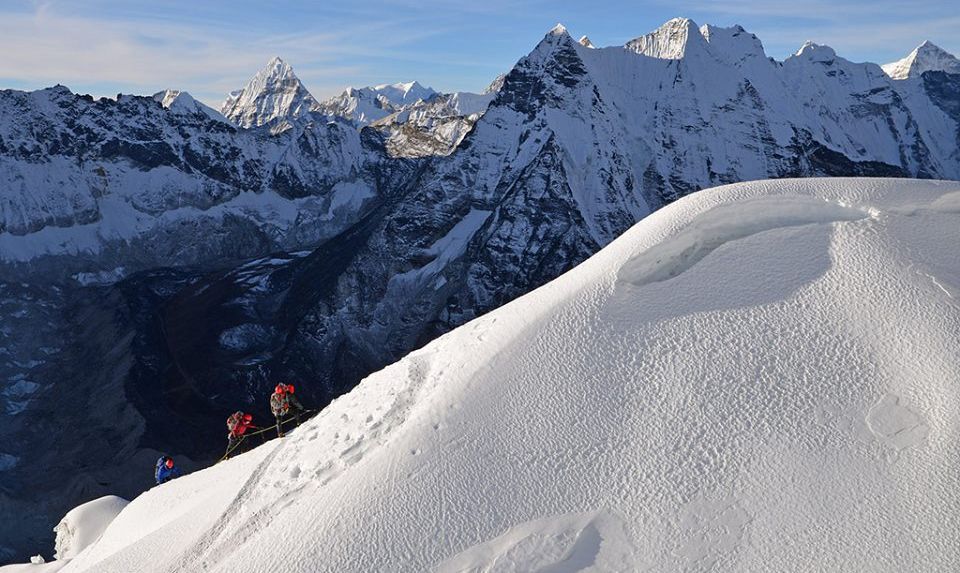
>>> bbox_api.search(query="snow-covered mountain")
[218,60,493,157]
[220,57,321,131]
[2,18,960,563]
[315,81,438,126]
[368,89,498,157]
[0,83,405,272]
[22,177,960,572]
[152,90,231,124]
[883,40,960,79]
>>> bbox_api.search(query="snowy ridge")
[316,81,438,126]
[153,90,231,124]
[882,41,960,79]
[45,178,960,572]
[0,82,384,270]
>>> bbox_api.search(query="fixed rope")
[218,409,318,462]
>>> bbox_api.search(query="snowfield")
[31,178,960,571]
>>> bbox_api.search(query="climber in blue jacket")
[155,456,181,485]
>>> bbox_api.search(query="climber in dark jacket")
[270,383,304,438]
[226,411,257,458]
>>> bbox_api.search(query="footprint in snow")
[866,394,929,452]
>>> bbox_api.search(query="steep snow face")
[882,41,960,79]
[59,178,960,572]
[220,57,320,130]
[626,17,707,59]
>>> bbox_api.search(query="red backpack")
[227,411,243,434]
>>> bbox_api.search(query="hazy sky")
[0,0,957,107]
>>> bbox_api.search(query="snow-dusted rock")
[368,89,497,157]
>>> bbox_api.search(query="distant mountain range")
[0,17,958,562]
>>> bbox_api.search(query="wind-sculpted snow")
[53,178,960,572]
[620,196,868,287]
[52,496,129,561]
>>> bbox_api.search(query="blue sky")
[0,0,957,107]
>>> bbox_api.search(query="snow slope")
[56,178,960,572]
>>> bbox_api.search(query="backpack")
[155,456,169,480]
[227,412,243,434]
[270,393,287,416]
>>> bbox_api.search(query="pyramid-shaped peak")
[882,40,960,79]
[153,89,183,108]
[549,23,568,36]
[257,57,298,81]
[220,56,318,128]
[915,40,951,53]
[579,35,596,49]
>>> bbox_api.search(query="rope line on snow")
[218,409,317,462]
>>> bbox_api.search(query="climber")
[226,411,256,457]
[270,383,304,438]
[155,456,180,485]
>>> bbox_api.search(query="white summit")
[152,89,231,124]
[31,178,960,572]
[317,81,438,125]
[220,57,319,129]
[882,40,960,79]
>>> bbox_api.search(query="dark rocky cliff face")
[1,23,958,562]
